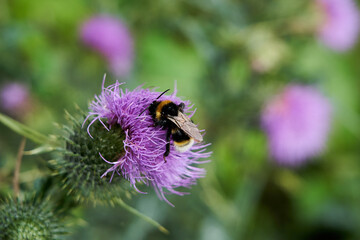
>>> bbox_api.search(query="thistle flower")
[80,15,134,77]
[0,82,30,118]
[316,0,360,51]
[0,197,66,239]
[85,77,211,205]
[261,85,332,166]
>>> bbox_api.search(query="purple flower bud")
[261,85,332,166]
[0,82,30,117]
[86,77,211,205]
[316,0,360,52]
[80,15,134,77]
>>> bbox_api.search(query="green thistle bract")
[50,113,133,205]
[0,197,65,240]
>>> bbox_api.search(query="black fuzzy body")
[148,100,190,159]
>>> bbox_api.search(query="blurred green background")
[1,0,360,239]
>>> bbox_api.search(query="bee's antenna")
[156,89,170,100]
[138,89,170,116]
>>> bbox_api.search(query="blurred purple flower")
[0,82,30,116]
[80,15,134,77]
[85,77,211,205]
[316,0,360,51]
[261,85,332,166]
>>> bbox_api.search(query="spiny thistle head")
[0,197,66,240]
[50,112,134,206]
[85,77,211,205]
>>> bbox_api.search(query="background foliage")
[1,0,360,239]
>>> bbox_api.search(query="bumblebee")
[139,89,203,161]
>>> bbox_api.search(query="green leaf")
[116,198,169,234]
[0,113,51,145]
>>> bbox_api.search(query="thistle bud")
[0,197,66,240]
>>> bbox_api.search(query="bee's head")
[138,89,171,116]
[161,101,179,117]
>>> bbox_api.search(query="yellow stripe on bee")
[174,139,191,147]
[155,100,172,119]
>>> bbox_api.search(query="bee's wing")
[168,112,203,142]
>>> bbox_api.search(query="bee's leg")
[163,145,169,163]
[178,102,185,112]
[163,128,171,162]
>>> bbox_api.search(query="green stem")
[0,113,50,145]
[116,198,169,234]
[13,138,26,198]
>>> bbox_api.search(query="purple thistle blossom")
[85,76,211,205]
[261,85,332,166]
[316,0,360,52]
[0,82,31,118]
[80,15,134,77]
[0,82,29,110]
